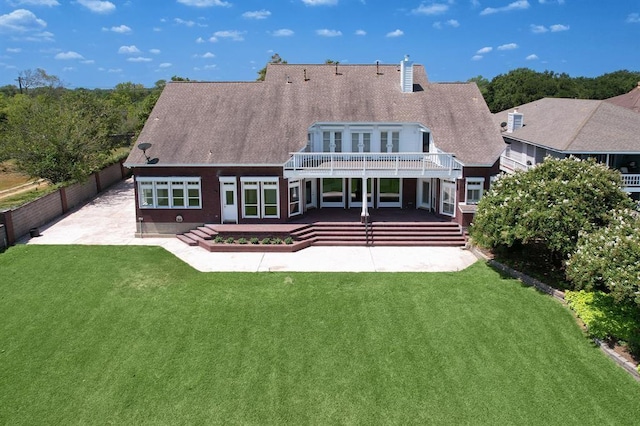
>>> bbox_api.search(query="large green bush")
[565,290,640,354]
[566,209,640,307]
[471,157,632,261]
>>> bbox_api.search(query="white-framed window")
[380,131,400,153]
[441,179,456,217]
[322,131,342,152]
[288,179,302,216]
[240,177,280,219]
[465,178,485,204]
[137,177,201,209]
[351,132,371,152]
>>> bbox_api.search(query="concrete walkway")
[24,178,479,272]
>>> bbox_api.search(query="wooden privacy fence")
[0,160,128,246]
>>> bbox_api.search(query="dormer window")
[351,132,371,152]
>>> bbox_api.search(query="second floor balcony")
[283,152,463,179]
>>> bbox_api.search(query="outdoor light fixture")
[137,142,159,164]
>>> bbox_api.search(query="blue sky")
[0,0,638,89]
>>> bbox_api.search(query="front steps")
[177,221,466,251]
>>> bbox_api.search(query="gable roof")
[493,98,640,153]
[126,63,504,167]
[606,83,640,113]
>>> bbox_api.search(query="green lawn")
[1,245,639,425]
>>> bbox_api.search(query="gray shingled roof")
[494,98,640,153]
[126,63,504,167]
[606,83,640,114]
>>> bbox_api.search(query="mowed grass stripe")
[1,245,639,425]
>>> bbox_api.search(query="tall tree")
[2,91,120,183]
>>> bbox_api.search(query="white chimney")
[400,55,414,93]
[507,109,524,133]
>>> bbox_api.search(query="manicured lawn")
[1,245,639,425]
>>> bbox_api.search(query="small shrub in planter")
[284,237,293,245]
[250,237,259,245]
[261,237,271,245]
[272,237,283,245]
[238,237,247,245]
[214,235,224,243]
[225,237,235,244]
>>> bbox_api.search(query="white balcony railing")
[283,152,463,178]
[622,174,640,189]
[500,155,531,174]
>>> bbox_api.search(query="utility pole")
[16,76,24,94]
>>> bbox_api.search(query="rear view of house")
[124,57,505,236]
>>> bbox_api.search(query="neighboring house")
[124,57,505,235]
[606,82,640,114]
[495,98,640,199]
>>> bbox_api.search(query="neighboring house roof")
[606,82,640,113]
[493,98,640,153]
[126,63,504,167]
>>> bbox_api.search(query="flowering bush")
[566,209,640,307]
[471,157,632,260]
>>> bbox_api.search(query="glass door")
[321,178,345,207]
[377,178,401,207]
[417,178,431,209]
[349,178,373,208]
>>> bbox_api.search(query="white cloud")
[7,47,22,52]
[539,0,564,4]
[62,66,74,72]
[203,64,217,69]
[118,45,140,54]
[480,0,529,16]
[627,13,640,23]
[355,29,366,36]
[446,19,460,28]
[550,24,569,32]
[103,24,131,33]
[107,68,122,73]
[302,0,338,5]
[476,46,492,54]
[471,55,483,61]
[412,3,450,15]
[149,48,161,54]
[497,43,518,50]
[175,18,196,27]
[9,0,60,6]
[316,29,342,37]
[177,0,231,6]
[26,30,54,42]
[470,0,480,6]
[271,28,294,37]
[196,37,205,43]
[201,52,215,58]
[242,10,271,19]
[526,54,539,60]
[55,51,83,60]
[81,59,94,64]
[0,9,47,33]
[530,24,548,33]
[159,62,172,68]
[386,29,404,37]
[210,30,245,41]
[77,0,116,14]
[127,56,152,62]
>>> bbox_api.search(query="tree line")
[469,68,640,112]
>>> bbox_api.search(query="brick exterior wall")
[98,162,125,191]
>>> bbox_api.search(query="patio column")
[361,177,369,222]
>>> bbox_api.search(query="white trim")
[440,179,456,217]
[240,177,280,219]
[464,177,485,205]
[137,176,202,209]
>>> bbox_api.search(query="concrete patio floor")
[23,178,479,272]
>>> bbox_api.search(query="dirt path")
[0,179,48,200]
